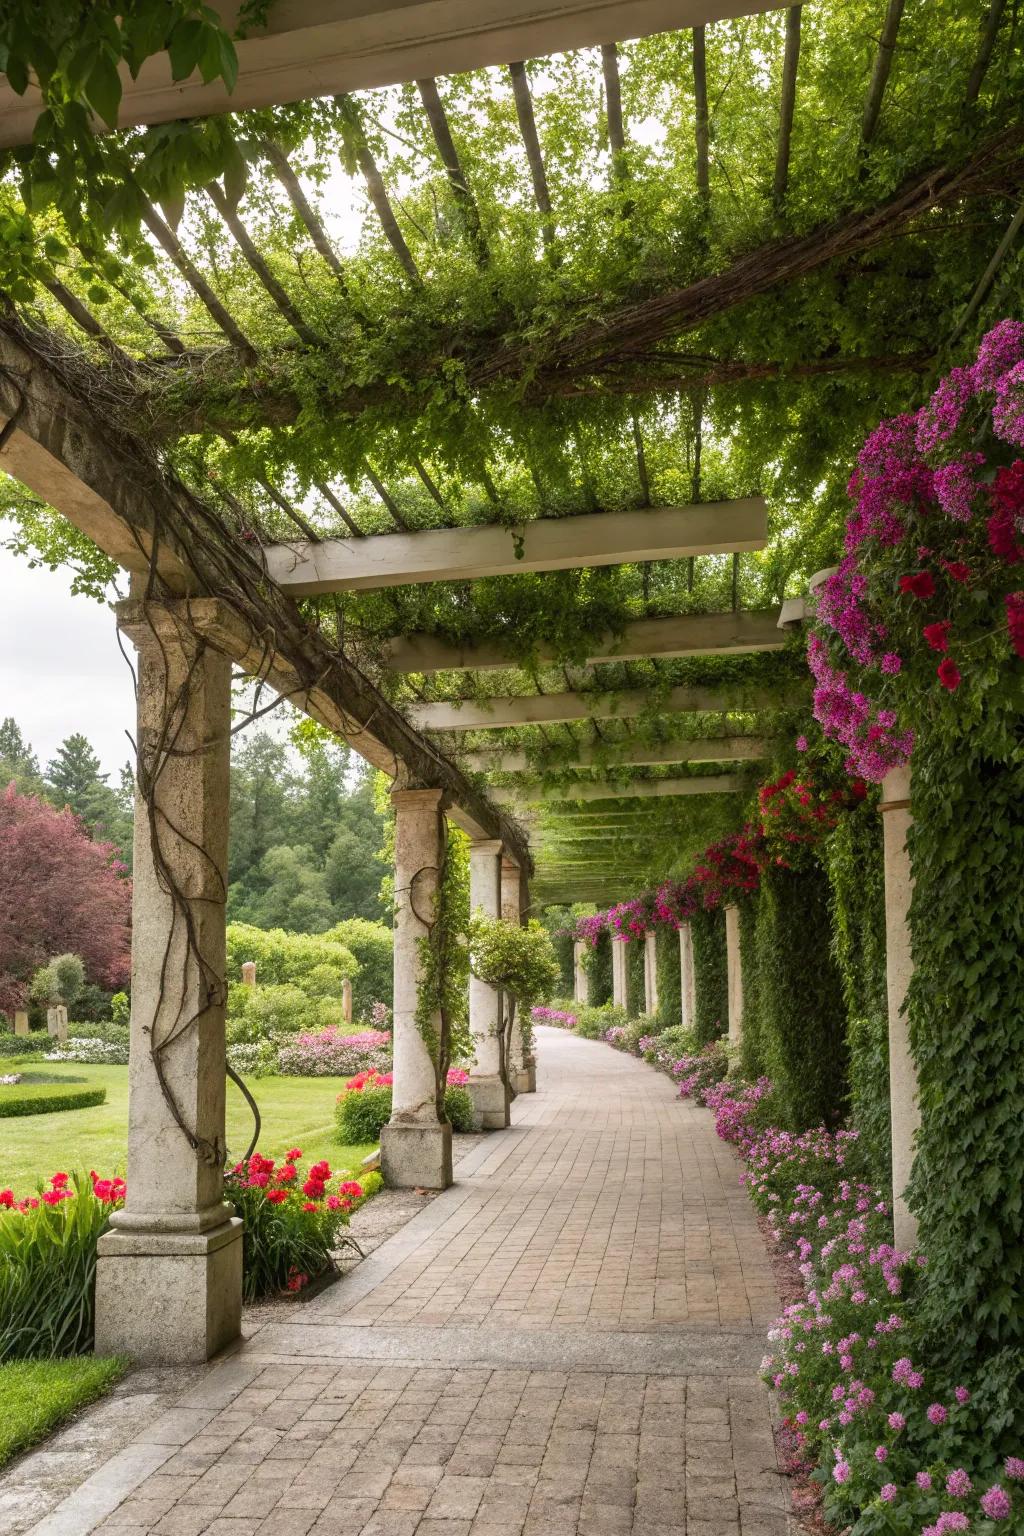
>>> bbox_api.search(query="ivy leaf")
[85,52,123,131]
[216,31,239,94]
[222,139,248,209]
[167,19,206,82]
[160,188,186,232]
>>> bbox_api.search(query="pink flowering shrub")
[694,1078,1024,1534]
[276,1028,391,1078]
[671,1040,729,1103]
[531,1006,578,1029]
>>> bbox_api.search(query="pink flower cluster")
[277,1028,392,1078]
[531,1006,578,1029]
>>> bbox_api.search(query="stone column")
[95,605,241,1364]
[381,787,453,1190]
[880,764,919,1249]
[342,977,353,1025]
[644,932,659,1015]
[573,942,589,1005]
[14,1010,29,1036]
[467,838,510,1129]
[501,856,534,1093]
[611,939,627,1009]
[241,961,256,987]
[725,904,744,1050]
[679,923,696,1032]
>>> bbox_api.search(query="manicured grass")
[0,1356,129,1469]
[0,1059,375,1198]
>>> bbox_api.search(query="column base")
[465,1074,511,1130]
[94,1218,242,1363]
[381,1120,452,1189]
[515,1059,537,1094]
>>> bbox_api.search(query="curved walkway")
[14,1029,790,1536]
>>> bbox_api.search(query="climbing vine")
[413,817,470,1107]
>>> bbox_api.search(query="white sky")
[0,535,135,781]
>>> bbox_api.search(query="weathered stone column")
[611,939,627,1009]
[725,904,744,1050]
[381,787,453,1189]
[14,1010,29,1036]
[95,605,241,1364]
[573,942,589,1005]
[467,838,510,1129]
[679,923,696,1032]
[644,932,659,1015]
[879,764,919,1249]
[241,960,256,987]
[342,976,353,1025]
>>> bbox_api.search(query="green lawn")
[0,1357,129,1469]
[0,1059,375,1199]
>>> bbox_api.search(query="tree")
[468,916,560,1089]
[46,732,132,854]
[0,785,131,1015]
[0,717,44,796]
[29,952,86,1009]
[231,844,336,934]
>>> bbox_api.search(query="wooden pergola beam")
[861,0,906,143]
[462,735,767,771]
[387,607,785,673]
[490,774,746,803]
[408,680,793,730]
[265,498,766,595]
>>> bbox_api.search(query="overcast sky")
[0,534,135,781]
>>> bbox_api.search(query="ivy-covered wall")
[908,738,1024,1368]
[626,937,645,1018]
[655,925,681,1030]
[587,930,613,1006]
[751,864,848,1129]
[823,803,891,1183]
[691,907,727,1044]
[736,898,764,1080]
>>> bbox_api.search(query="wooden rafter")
[408,680,794,731]
[461,735,767,771]
[490,774,745,803]
[508,61,556,252]
[773,6,802,209]
[385,608,785,674]
[861,0,906,143]
[140,198,258,362]
[693,26,711,202]
[335,94,421,285]
[364,462,410,531]
[205,181,321,347]
[42,279,134,369]
[264,499,767,595]
[416,77,490,267]
[259,138,347,280]
[601,43,629,176]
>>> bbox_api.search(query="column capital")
[469,837,504,857]
[391,786,446,811]
[115,596,240,655]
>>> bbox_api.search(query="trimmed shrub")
[691,908,727,1045]
[0,1081,106,1117]
[334,1077,474,1144]
[444,1086,475,1133]
[752,863,848,1129]
[226,982,340,1044]
[226,924,358,991]
[654,926,682,1031]
[324,919,393,1015]
[575,1003,627,1039]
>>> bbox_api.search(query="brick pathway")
[10,1029,790,1536]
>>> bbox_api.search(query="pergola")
[0,0,1017,1361]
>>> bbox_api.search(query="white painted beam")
[388,608,783,673]
[408,681,791,731]
[489,775,745,804]
[462,735,767,771]
[0,2,787,148]
[266,500,766,596]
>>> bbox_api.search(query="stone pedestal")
[880,765,919,1249]
[380,788,453,1189]
[240,960,256,987]
[467,839,510,1129]
[342,976,353,1025]
[611,939,627,1009]
[46,1005,68,1041]
[573,942,589,1005]
[96,603,241,1364]
[679,924,696,1032]
[13,1010,29,1036]
[725,904,743,1050]
[643,932,658,1015]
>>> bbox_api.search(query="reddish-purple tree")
[0,783,131,1014]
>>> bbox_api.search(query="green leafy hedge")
[325,918,393,1014]
[587,931,613,1006]
[908,737,1024,1368]
[625,938,645,1018]
[736,898,764,1081]
[824,801,891,1183]
[654,926,682,1030]
[226,923,358,990]
[751,864,848,1129]
[335,1084,475,1144]
[0,1082,107,1118]
[691,908,727,1045]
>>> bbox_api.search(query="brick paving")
[8,1028,790,1536]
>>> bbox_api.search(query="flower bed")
[681,1075,1024,1535]
[276,1027,391,1078]
[45,1037,129,1066]
[335,1069,476,1143]
[531,1006,578,1029]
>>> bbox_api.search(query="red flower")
[302,1200,318,1212]
[302,1179,325,1200]
[309,1161,331,1181]
[50,1173,70,1189]
[899,571,936,599]
[0,1189,13,1209]
[264,1188,289,1205]
[937,658,962,691]
[942,560,973,584]
[276,1164,297,1183]
[1007,592,1024,659]
[923,621,952,653]
[285,1148,302,1162]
